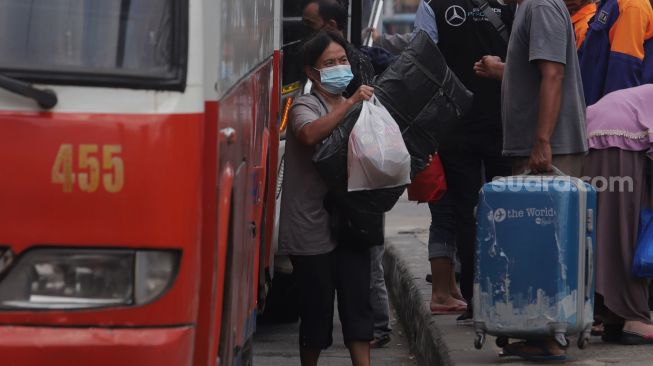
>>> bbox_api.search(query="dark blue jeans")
[428,151,511,303]
[428,193,457,261]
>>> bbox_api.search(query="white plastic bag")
[347,96,411,191]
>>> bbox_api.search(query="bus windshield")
[0,0,186,90]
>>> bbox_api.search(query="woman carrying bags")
[277,30,375,366]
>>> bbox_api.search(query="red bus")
[0,1,281,365]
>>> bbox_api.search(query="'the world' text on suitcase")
[473,173,596,350]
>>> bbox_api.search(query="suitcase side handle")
[586,236,594,299]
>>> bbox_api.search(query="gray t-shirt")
[501,0,588,157]
[277,93,337,256]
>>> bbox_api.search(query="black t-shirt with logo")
[430,0,515,153]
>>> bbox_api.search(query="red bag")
[407,154,447,203]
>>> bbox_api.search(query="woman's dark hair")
[302,30,349,68]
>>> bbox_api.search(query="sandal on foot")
[591,321,604,336]
[430,302,467,315]
[456,309,474,326]
[370,334,391,348]
[501,341,567,362]
[621,330,653,345]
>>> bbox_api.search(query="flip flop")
[370,334,391,348]
[501,341,567,362]
[430,302,467,315]
[621,330,653,345]
[591,321,604,336]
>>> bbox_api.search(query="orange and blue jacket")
[579,0,653,105]
[572,3,597,49]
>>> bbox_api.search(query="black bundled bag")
[312,102,362,192]
[374,30,474,168]
[325,192,385,249]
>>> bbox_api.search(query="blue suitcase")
[473,174,596,350]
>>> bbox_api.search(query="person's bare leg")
[430,257,465,310]
[347,341,371,366]
[450,266,465,302]
[299,348,320,366]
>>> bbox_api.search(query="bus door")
[212,0,277,364]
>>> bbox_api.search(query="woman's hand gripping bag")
[347,96,411,191]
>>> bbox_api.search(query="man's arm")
[366,0,439,54]
[413,0,439,44]
[529,60,565,172]
[524,4,570,172]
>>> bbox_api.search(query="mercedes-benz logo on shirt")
[445,5,467,27]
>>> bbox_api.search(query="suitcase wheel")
[474,333,485,350]
[554,333,569,348]
[578,333,590,349]
[495,336,509,348]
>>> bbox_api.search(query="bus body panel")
[0,326,194,366]
[0,112,204,251]
[0,112,204,326]
[248,59,274,309]
[264,50,282,278]
[216,0,276,99]
[0,85,205,114]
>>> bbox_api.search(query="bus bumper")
[0,325,194,366]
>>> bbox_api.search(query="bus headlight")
[0,249,179,310]
[135,251,178,304]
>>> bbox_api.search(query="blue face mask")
[315,65,353,95]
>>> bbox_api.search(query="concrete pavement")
[384,195,653,366]
[253,306,417,366]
